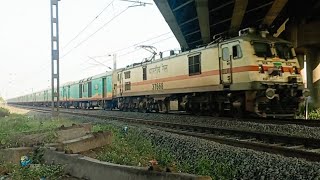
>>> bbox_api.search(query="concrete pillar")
[195,0,210,44]
[313,49,320,107]
[296,53,306,87]
[305,48,320,107]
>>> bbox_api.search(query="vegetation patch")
[90,123,320,179]
[90,124,236,178]
[0,111,78,179]
[0,107,10,118]
[308,108,320,120]
[0,163,64,180]
[0,111,75,148]
[91,124,154,167]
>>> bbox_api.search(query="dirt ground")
[0,105,30,115]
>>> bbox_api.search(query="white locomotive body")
[114,30,304,117]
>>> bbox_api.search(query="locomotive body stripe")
[125,65,294,87]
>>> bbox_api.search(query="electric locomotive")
[8,28,308,118]
[114,28,307,117]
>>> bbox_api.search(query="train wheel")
[139,102,148,113]
[210,110,219,117]
[232,100,244,118]
[191,103,202,116]
[232,108,243,118]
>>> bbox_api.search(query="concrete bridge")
[154,0,320,105]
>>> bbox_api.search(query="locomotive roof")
[122,33,291,71]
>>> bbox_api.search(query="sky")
[0,0,179,99]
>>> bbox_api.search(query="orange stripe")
[132,69,219,86]
[131,65,287,86]
[118,65,298,88]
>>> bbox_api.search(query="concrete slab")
[0,147,34,164]
[54,131,112,154]
[13,123,93,147]
[56,123,92,142]
[43,149,212,180]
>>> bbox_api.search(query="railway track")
[18,105,320,127]
[14,105,320,162]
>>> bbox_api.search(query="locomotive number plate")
[152,83,164,90]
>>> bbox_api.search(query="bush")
[0,107,10,117]
[308,108,320,120]
[0,164,64,180]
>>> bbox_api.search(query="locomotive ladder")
[50,0,60,117]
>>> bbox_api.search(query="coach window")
[188,54,201,75]
[125,82,131,91]
[222,47,229,61]
[232,45,242,59]
[124,71,131,79]
[143,67,147,80]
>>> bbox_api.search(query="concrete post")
[313,49,320,107]
[305,48,320,107]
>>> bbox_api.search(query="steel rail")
[13,105,320,127]
[14,105,320,162]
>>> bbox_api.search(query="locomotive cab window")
[232,45,242,59]
[222,47,230,61]
[188,54,201,75]
[274,43,293,60]
[253,42,272,58]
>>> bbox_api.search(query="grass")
[297,104,320,120]
[308,108,320,119]
[92,124,155,167]
[92,124,236,179]
[0,112,75,148]
[0,107,75,179]
[0,107,10,117]
[0,163,64,180]
[0,106,235,179]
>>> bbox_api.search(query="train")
[7,28,309,118]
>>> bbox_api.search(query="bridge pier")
[308,49,320,107]
[286,21,320,107]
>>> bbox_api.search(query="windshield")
[274,43,293,60]
[253,42,272,58]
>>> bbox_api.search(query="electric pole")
[50,0,60,117]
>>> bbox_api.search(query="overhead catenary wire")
[82,35,175,71]
[92,31,172,58]
[60,5,132,60]
[62,0,116,49]
[118,35,175,58]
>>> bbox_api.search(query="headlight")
[292,66,299,74]
[259,64,264,73]
[303,89,310,97]
[266,88,276,99]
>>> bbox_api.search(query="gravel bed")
[139,127,320,179]
[29,111,320,179]
[13,105,320,139]
[60,108,320,139]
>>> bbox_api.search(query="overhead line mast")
[50,0,60,117]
